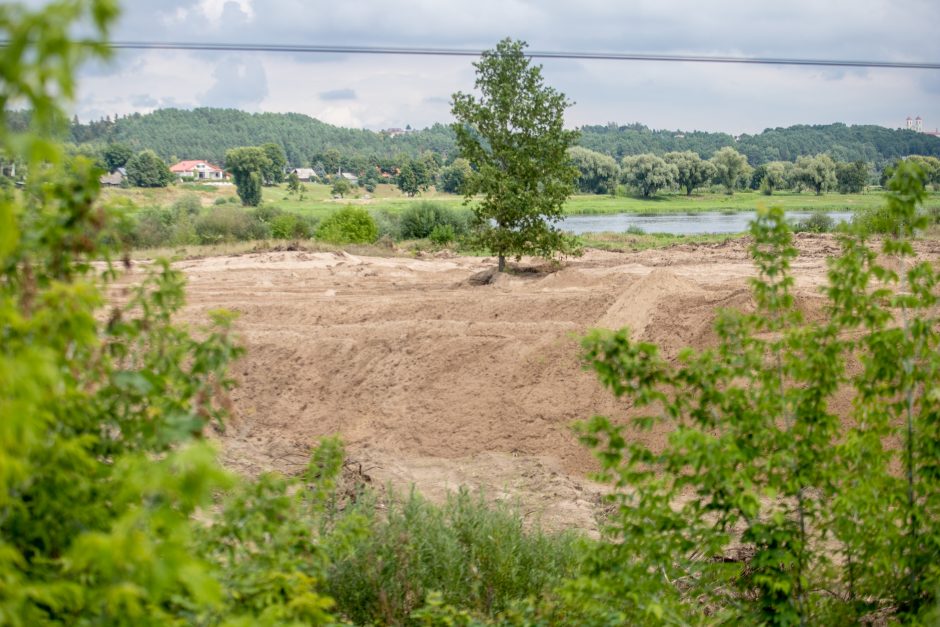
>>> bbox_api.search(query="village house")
[99,167,126,187]
[169,159,227,180]
[291,167,317,182]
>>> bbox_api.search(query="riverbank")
[100,183,940,219]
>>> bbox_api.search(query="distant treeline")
[7,107,940,174]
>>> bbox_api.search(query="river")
[559,210,854,235]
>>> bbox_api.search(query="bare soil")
[159,234,940,533]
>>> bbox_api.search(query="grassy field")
[100,182,940,220]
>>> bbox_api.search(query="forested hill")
[68,108,458,166]
[577,122,940,166]
[65,108,940,168]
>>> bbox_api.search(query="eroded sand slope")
[165,235,937,532]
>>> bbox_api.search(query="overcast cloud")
[66,0,940,134]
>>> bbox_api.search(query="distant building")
[905,115,939,136]
[291,167,317,182]
[382,128,407,137]
[169,159,226,180]
[340,171,359,184]
[99,167,126,187]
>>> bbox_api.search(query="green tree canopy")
[794,153,837,195]
[437,158,473,194]
[125,149,172,187]
[620,153,678,197]
[260,142,287,185]
[663,150,715,196]
[568,146,620,194]
[331,177,352,198]
[102,141,133,171]
[710,146,749,194]
[397,159,430,196]
[225,146,271,206]
[836,159,871,193]
[451,38,579,271]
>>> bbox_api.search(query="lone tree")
[225,146,271,206]
[451,38,579,272]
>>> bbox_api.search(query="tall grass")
[325,488,584,625]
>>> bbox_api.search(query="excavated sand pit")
[162,235,940,533]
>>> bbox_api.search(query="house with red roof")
[169,159,227,180]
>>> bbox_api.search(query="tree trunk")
[498,254,506,272]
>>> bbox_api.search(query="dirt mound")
[157,236,935,533]
[598,268,702,335]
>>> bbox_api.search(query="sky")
[63,0,940,135]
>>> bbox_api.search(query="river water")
[559,210,854,235]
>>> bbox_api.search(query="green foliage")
[125,149,173,187]
[792,210,835,233]
[452,38,579,271]
[316,206,378,244]
[398,158,432,196]
[906,155,940,189]
[194,206,269,244]
[569,146,620,194]
[225,146,271,206]
[438,158,473,194]
[326,489,582,625]
[794,153,838,195]
[330,177,352,198]
[577,163,940,624]
[620,153,678,197]
[260,142,287,185]
[269,211,314,239]
[664,150,715,196]
[710,146,750,194]
[172,192,202,216]
[286,170,303,196]
[836,159,870,193]
[102,142,133,171]
[430,223,457,246]
[400,201,468,239]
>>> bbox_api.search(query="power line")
[100,41,940,70]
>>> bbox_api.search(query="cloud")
[62,0,940,133]
[202,57,269,110]
[319,88,357,101]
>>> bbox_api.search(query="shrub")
[270,212,314,239]
[326,489,582,625]
[213,196,228,206]
[853,204,901,235]
[194,206,269,243]
[172,193,202,216]
[429,223,456,245]
[316,206,378,244]
[131,206,173,248]
[625,224,645,235]
[370,209,402,240]
[400,202,469,239]
[793,210,835,233]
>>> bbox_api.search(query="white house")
[170,160,226,180]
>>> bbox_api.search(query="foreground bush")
[316,206,379,244]
[577,161,940,624]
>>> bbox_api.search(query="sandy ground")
[159,235,939,533]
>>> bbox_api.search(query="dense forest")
[58,108,940,169]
